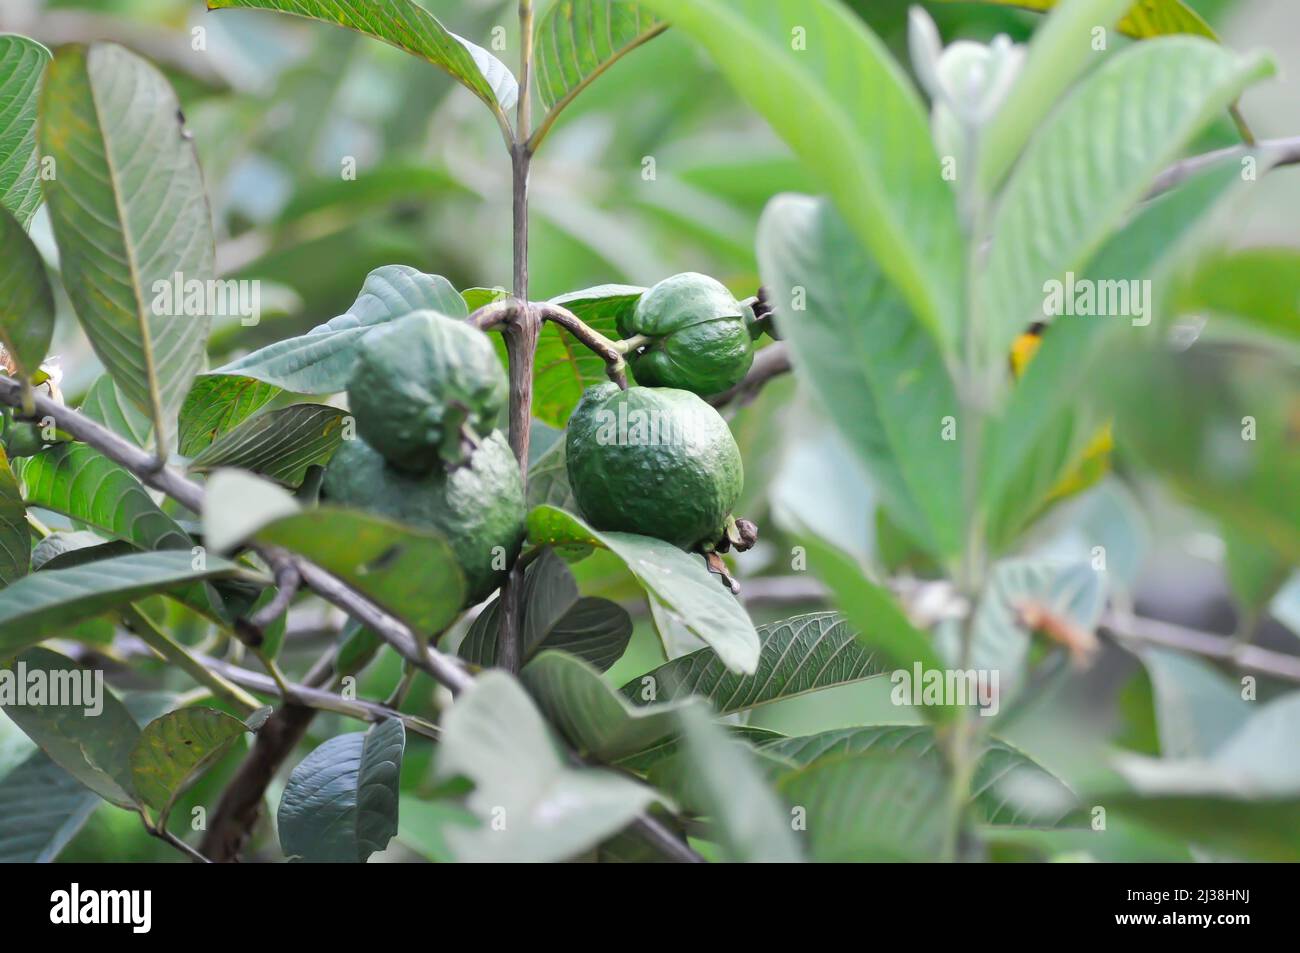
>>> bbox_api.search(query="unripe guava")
[322,430,525,605]
[565,382,743,549]
[618,273,754,396]
[347,310,506,473]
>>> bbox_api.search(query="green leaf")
[1099,794,1300,862]
[278,718,405,863]
[128,707,248,821]
[254,507,465,637]
[622,611,888,714]
[79,376,152,449]
[201,468,301,554]
[189,403,347,487]
[459,548,631,671]
[0,35,50,227]
[13,444,192,551]
[979,38,1275,367]
[527,505,760,674]
[0,749,100,862]
[531,285,643,428]
[760,726,1078,828]
[209,266,464,393]
[975,0,1133,192]
[0,447,27,585]
[1,647,141,807]
[758,194,962,558]
[1140,647,1252,759]
[936,0,1216,40]
[1172,247,1300,345]
[777,751,949,861]
[0,550,236,654]
[526,437,575,510]
[522,650,697,763]
[535,1,667,112]
[637,0,964,347]
[31,531,131,572]
[208,0,518,119]
[1101,344,1300,562]
[801,535,954,720]
[980,152,1261,546]
[435,672,661,862]
[671,705,803,862]
[177,375,280,457]
[0,204,55,379]
[40,43,215,446]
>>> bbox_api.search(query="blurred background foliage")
[0,0,1297,862]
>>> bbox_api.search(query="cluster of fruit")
[323,311,526,607]
[322,272,766,603]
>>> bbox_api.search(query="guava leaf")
[1,647,142,808]
[189,404,347,487]
[40,43,214,446]
[177,376,280,457]
[528,505,760,674]
[0,447,27,585]
[0,35,50,227]
[435,672,662,862]
[209,266,464,393]
[0,551,237,654]
[13,444,192,552]
[208,0,518,118]
[535,1,667,112]
[0,750,102,862]
[0,203,55,379]
[278,719,405,863]
[128,708,248,821]
[80,377,153,449]
[979,38,1275,369]
[622,611,889,714]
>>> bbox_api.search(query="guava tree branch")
[538,302,629,388]
[0,381,702,861]
[708,341,790,409]
[1148,135,1300,197]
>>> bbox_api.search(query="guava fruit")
[321,430,525,605]
[565,382,743,550]
[346,310,506,473]
[618,272,754,396]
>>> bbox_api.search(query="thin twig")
[197,653,441,739]
[119,604,261,714]
[1148,135,1300,197]
[1103,609,1300,685]
[538,301,629,388]
[147,825,212,864]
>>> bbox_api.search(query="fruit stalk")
[539,302,629,388]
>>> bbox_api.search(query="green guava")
[347,310,506,473]
[617,272,754,396]
[565,382,743,549]
[321,430,525,605]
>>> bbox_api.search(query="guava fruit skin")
[618,273,754,396]
[565,382,743,549]
[346,310,506,473]
[322,430,525,605]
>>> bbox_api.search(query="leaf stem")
[120,604,261,714]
